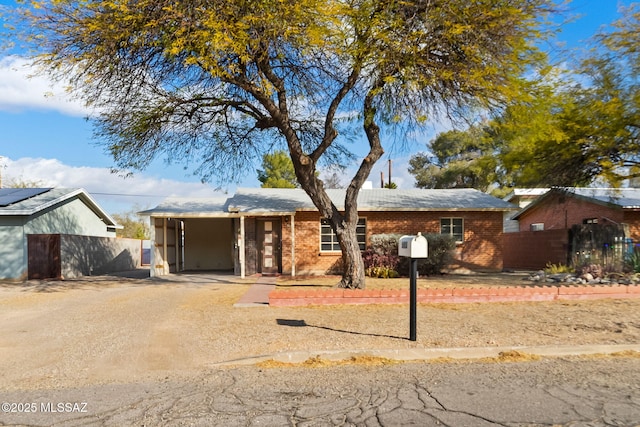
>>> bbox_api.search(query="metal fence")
[570,223,636,272]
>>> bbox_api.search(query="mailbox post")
[398,232,428,341]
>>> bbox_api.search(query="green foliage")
[625,250,640,274]
[112,211,150,240]
[417,234,457,276]
[543,262,574,274]
[409,128,501,191]
[257,150,299,188]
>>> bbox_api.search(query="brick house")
[141,188,515,277]
[503,188,640,270]
[512,187,640,238]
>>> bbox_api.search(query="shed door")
[257,219,281,275]
[28,234,61,280]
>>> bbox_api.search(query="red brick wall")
[283,210,504,275]
[518,193,623,231]
[503,229,570,270]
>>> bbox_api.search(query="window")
[320,218,366,252]
[440,218,463,242]
[530,223,544,231]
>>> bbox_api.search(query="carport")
[141,198,237,277]
[140,196,296,278]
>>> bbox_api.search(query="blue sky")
[0,0,632,214]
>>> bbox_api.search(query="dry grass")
[276,272,535,290]
[256,355,401,369]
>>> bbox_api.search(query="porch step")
[234,276,277,307]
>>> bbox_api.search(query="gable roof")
[513,187,640,220]
[142,187,516,217]
[0,187,119,226]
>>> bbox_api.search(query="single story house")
[512,187,640,238]
[141,188,516,277]
[502,188,549,232]
[0,188,135,280]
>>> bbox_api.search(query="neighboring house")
[503,187,640,270]
[512,187,640,238]
[141,188,516,277]
[0,188,134,280]
[502,188,549,232]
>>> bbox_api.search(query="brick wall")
[503,229,569,270]
[518,193,624,232]
[284,210,504,275]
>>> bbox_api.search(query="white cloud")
[1,157,225,213]
[0,55,89,117]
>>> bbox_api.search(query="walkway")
[234,275,277,307]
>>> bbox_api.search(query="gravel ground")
[1,272,639,391]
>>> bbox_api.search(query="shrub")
[544,262,574,274]
[391,233,456,276]
[363,234,401,278]
[625,249,640,273]
[417,234,456,276]
[366,233,456,277]
[362,249,400,278]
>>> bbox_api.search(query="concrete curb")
[269,284,640,306]
[210,344,640,367]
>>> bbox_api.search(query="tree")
[112,210,150,239]
[489,4,640,187]
[488,82,597,187]
[257,150,298,188]
[574,4,640,184]
[12,0,556,288]
[409,128,500,191]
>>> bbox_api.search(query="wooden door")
[257,219,281,275]
[28,234,61,279]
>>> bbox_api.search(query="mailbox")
[398,232,428,258]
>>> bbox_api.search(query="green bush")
[625,249,640,273]
[393,233,456,276]
[544,262,574,274]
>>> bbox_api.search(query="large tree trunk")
[333,213,366,289]
[274,73,383,289]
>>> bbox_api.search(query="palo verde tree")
[11,0,556,288]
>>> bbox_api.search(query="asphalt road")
[1,356,639,426]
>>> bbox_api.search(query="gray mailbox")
[398,232,428,258]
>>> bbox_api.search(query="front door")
[257,219,281,275]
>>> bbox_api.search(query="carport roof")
[142,187,515,217]
[138,197,233,217]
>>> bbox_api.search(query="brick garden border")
[269,284,640,306]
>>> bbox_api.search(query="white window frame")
[320,218,366,252]
[440,217,464,243]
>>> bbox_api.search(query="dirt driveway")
[1,272,639,391]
